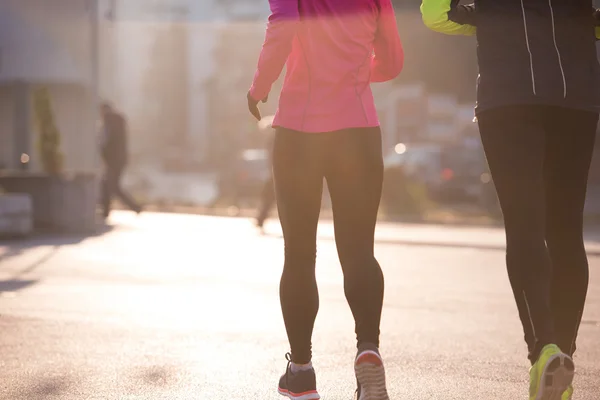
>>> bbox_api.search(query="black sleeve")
[448,0,476,27]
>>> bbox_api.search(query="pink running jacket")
[249,0,404,133]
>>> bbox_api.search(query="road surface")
[1,211,599,399]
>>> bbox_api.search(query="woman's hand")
[247,92,268,121]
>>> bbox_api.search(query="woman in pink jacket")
[248,1,403,399]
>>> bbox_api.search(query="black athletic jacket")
[421,0,600,114]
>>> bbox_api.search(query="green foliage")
[33,87,64,175]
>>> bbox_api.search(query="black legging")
[273,127,385,364]
[477,105,598,364]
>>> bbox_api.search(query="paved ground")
[0,211,599,400]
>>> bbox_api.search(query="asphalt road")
[0,211,599,400]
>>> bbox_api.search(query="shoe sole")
[535,353,575,400]
[355,351,389,400]
[277,387,320,400]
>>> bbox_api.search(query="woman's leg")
[477,106,556,363]
[543,108,598,358]
[274,128,326,365]
[323,127,387,399]
[323,127,385,349]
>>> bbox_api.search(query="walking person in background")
[247,0,403,398]
[99,102,142,220]
[421,1,600,399]
[255,127,276,231]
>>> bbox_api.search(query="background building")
[0,0,104,173]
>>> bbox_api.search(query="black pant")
[101,165,141,218]
[274,127,385,364]
[477,105,598,363]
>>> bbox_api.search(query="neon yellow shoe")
[529,344,575,400]
[561,385,573,400]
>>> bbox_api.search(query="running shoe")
[354,345,389,400]
[277,353,320,400]
[561,385,573,400]
[529,344,575,400]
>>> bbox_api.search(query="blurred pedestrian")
[247,0,404,398]
[99,102,142,219]
[255,128,275,230]
[422,2,600,399]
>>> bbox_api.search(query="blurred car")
[431,144,488,202]
[384,142,491,204]
[384,143,441,186]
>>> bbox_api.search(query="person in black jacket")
[422,1,600,399]
[99,102,142,219]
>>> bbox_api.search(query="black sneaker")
[277,353,320,400]
[354,345,389,400]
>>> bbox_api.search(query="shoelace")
[284,352,293,387]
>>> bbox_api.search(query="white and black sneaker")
[354,344,389,400]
